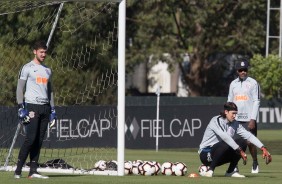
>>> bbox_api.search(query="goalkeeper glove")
[236,147,247,165]
[261,146,272,164]
[49,107,57,128]
[18,103,30,124]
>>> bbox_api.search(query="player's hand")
[261,147,272,164]
[18,103,30,124]
[237,147,247,165]
[248,119,256,130]
[49,107,57,128]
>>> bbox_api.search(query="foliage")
[249,54,282,99]
[126,0,267,96]
[0,1,118,106]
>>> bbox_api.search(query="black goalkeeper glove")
[18,103,30,124]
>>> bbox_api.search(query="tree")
[126,0,266,96]
[250,54,282,100]
[0,1,118,106]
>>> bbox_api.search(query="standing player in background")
[14,40,57,179]
[227,58,260,173]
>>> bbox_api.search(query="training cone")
[188,173,199,178]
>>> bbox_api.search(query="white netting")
[0,1,120,174]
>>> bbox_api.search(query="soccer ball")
[140,161,156,176]
[151,161,161,175]
[124,161,132,175]
[198,164,210,176]
[106,160,117,171]
[132,160,144,165]
[161,162,173,176]
[132,162,142,175]
[172,162,188,176]
[94,160,107,171]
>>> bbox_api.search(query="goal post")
[0,0,126,176]
[117,0,126,176]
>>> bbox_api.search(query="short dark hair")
[224,102,238,111]
[220,102,238,117]
[33,40,47,50]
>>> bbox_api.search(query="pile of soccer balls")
[93,160,188,176]
[126,160,188,176]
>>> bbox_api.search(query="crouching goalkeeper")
[198,102,272,178]
[14,40,57,179]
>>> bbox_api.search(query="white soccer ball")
[151,161,161,175]
[132,160,143,165]
[94,160,107,171]
[172,162,188,176]
[132,162,142,175]
[124,161,132,175]
[198,164,210,176]
[106,160,118,171]
[161,162,173,176]
[140,162,156,176]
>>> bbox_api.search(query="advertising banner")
[0,102,281,149]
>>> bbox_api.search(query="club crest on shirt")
[29,111,35,118]
[45,69,50,76]
[227,126,235,137]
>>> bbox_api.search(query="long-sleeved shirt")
[17,60,54,105]
[227,76,260,121]
[199,115,263,153]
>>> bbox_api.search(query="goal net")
[0,0,125,175]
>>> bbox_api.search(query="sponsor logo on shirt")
[234,95,249,101]
[36,76,48,84]
[237,113,248,119]
[35,97,49,104]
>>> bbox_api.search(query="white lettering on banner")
[60,119,69,138]
[100,119,111,137]
[270,108,274,123]
[78,119,89,138]
[258,108,282,123]
[70,120,79,138]
[89,119,100,137]
[170,119,181,137]
[47,118,112,138]
[141,119,151,137]
[275,108,282,122]
[161,120,171,137]
[141,118,202,138]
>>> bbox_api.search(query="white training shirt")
[18,60,52,105]
[198,115,263,153]
[227,77,260,122]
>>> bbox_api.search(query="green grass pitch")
[1,130,281,184]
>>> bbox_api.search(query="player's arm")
[211,120,248,164]
[16,79,30,124]
[16,79,26,104]
[237,124,272,164]
[237,124,263,148]
[210,118,239,150]
[249,82,260,129]
[251,82,261,115]
[48,81,57,128]
[227,82,234,102]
